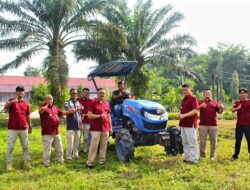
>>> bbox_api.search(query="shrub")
[168,112,179,120]
[219,111,237,120]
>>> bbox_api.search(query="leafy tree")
[24,65,41,76]
[76,85,84,97]
[230,70,239,101]
[30,83,49,107]
[74,0,197,97]
[104,84,112,100]
[0,0,109,107]
[161,86,182,112]
[207,43,250,94]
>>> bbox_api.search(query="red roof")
[0,76,116,92]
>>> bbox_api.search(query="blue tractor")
[88,61,183,161]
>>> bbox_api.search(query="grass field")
[0,120,250,190]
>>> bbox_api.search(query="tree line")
[0,0,249,109]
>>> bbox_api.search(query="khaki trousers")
[199,125,218,158]
[7,129,29,162]
[66,130,81,159]
[87,131,109,164]
[80,124,90,152]
[42,135,64,165]
[181,127,199,163]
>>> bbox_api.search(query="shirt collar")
[48,104,54,108]
[205,98,211,102]
[95,98,104,104]
[240,99,248,102]
[184,95,192,100]
[16,98,24,102]
[70,98,77,103]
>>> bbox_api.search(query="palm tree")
[74,0,198,97]
[0,0,108,106]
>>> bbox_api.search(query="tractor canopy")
[88,61,138,79]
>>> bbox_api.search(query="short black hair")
[239,88,248,93]
[182,84,190,88]
[70,88,76,93]
[203,88,210,93]
[118,81,123,85]
[97,88,105,92]
[82,88,90,92]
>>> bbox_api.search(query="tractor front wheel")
[115,129,134,161]
[165,126,183,155]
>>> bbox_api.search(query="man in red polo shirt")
[232,88,250,160]
[86,88,112,168]
[4,86,32,170]
[179,84,199,164]
[198,89,224,161]
[39,94,75,167]
[77,88,92,153]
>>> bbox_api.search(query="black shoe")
[189,161,198,165]
[232,155,238,161]
[183,160,197,164]
[86,164,94,169]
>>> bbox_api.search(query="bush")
[30,83,49,107]
[167,111,237,120]
[168,112,179,120]
[219,111,237,120]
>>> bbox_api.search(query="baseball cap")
[16,86,25,91]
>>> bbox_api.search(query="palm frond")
[0,0,38,23]
[63,0,106,32]
[0,45,45,74]
[144,11,184,49]
[0,37,37,51]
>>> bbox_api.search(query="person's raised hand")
[237,104,242,110]
[200,102,207,108]
[42,104,49,111]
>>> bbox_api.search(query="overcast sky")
[1,0,250,77]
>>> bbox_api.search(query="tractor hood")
[133,100,165,110]
[123,99,168,124]
[124,99,166,111]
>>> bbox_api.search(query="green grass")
[0,120,250,190]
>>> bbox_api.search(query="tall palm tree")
[74,0,198,97]
[0,0,109,106]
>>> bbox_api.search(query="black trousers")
[233,126,250,158]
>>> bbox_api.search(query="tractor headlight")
[144,111,168,121]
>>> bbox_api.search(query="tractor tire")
[115,128,134,162]
[165,126,183,156]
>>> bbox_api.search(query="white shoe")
[44,163,50,168]
[210,157,216,161]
